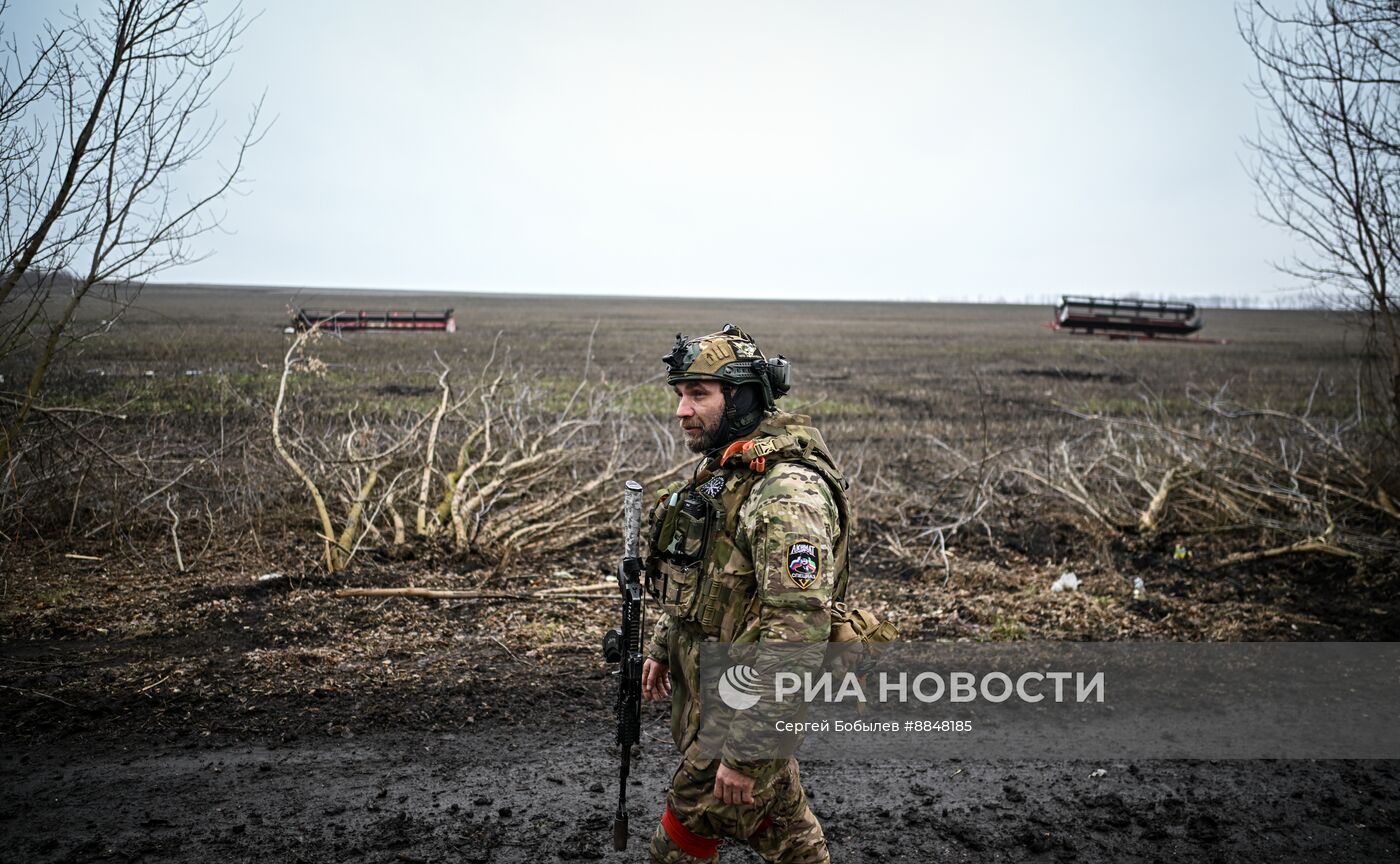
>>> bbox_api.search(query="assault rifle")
[601,480,645,850]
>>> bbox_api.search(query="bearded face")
[674,380,726,453]
[681,411,723,453]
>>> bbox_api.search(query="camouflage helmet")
[662,324,791,410]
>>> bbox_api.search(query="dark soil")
[5,723,1399,863]
[4,539,1399,862]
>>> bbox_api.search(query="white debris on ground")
[1132,576,1146,600]
[257,573,284,583]
[1089,768,1107,778]
[1050,571,1080,593]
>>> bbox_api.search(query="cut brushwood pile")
[863,384,1398,577]
[272,328,685,572]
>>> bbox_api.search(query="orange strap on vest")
[662,806,720,859]
[720,439,765,473]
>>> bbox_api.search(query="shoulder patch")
[786,540,821,589]
[697,473,726,499]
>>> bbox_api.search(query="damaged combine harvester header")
[1048,296,1225,344]
[291,308,456,334]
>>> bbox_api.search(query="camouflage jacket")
[646,411,848,649]
[645,412,849,774]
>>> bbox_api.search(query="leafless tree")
[1240,1,1400,448]
[0,0,263,471]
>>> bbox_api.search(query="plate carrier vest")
[646,412,850,642]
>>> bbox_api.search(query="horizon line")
[141,279,1327,310]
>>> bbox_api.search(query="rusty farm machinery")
[1047,296,1226,343]
[291,308,456,334]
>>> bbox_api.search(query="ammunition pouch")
[650,486,714,620]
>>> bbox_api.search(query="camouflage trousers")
[650,622,828,863]
[648,751,828,863]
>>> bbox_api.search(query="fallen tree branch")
[1007,465,1117,530]
[535,581,615,594]
[0,683,86,711]
[334,586,613,601]
[272,328,338,570]
[0,395,128,420]
[416,358,452,535]
[164,494,184,572]
[1212,536,1363,569]
[1138,463,1192,535]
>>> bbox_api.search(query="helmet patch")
[787,541,821,589]
[693,337,737,375]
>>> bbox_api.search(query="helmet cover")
[661,324,790,402]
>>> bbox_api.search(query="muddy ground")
[3,539,1399,863]
[5,716,1399,862]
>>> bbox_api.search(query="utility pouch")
[656,560,703,619]
[829,602,899,645]
[828,602,899,692]
[663,491,712,563]
[653,489,714,620]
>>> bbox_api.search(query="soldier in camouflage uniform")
[641,325,849,863]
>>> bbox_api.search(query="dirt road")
[5,719,1397,863]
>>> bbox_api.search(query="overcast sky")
[9,1,1308,302]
